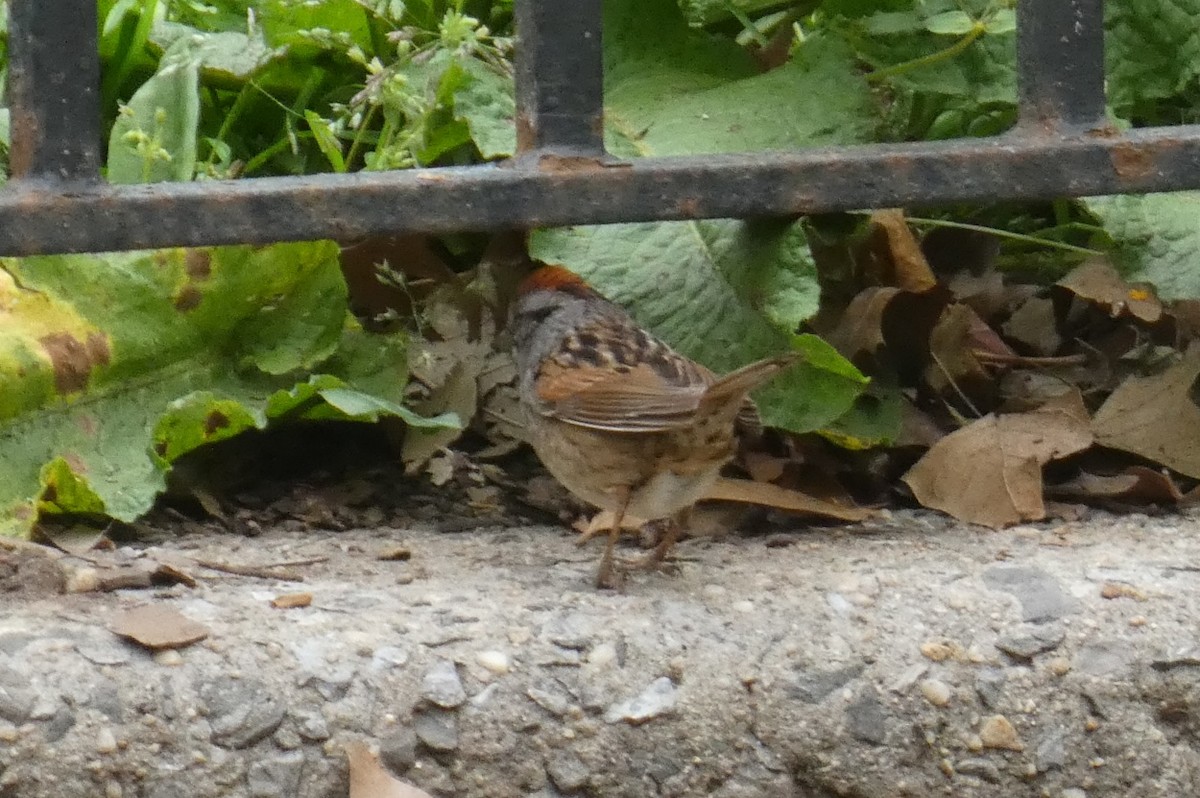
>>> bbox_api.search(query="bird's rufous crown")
[518,265,594,297]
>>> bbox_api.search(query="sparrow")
[511,265,799,588]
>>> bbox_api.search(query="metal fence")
[4,0,1200,257]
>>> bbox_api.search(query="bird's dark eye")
[517,305,556,325]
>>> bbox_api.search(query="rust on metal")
[0,0,1199,258]
[1110,141,1159,183]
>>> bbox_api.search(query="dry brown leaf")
[1092,347,1200,478]
[902,391,1094,527]
[109,605,209,650]
[704,476,873,522]
[346,740,434,798]
[865,210,939,291]
[1056,258,1163,324]
[270,592,313,609]
[1003,296,1062,356]
[1050,466,1184,505]
[925,303,1008,401]
[33,523,110,556]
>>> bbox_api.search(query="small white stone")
[919,679,952,707]
[732,600,755,613]
[586,642,617,668]
[96,727,118,754]
[476,650,510,674]
[154,649,184,667]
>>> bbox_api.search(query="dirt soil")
[0,443,1198,798]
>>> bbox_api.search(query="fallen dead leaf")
[110,605,209,650]
[902,390,1094,527]
[346,740,434,798]
[925,303,1012,403]
[704,476,873,522]
[1092,347,1200,479]
[1003,296,1062,356]
[270,592,313,609]
[865,210,939,291]
[1050,466,1184,505]
[1056,258,1163,324]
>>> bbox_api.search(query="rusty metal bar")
[0,125,1195,256]
[7,0,103,182]
[512,0,605,156]
[1015,0,1106,129]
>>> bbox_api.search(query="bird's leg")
[630,507,689,572]
[595,492,631,590]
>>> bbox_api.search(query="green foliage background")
[0,0,1197,534]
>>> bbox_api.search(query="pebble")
[889,663,928,693]
[1036,731,1066,772]
[476,650,510,675]
[979,714,1024,751]
[527,684,573,717]
[154,650,184,667]
[982,565,1074,623]
[996,624,1066,661]
[95,727,118,754]
[604,677,678,724]
[845,689,888,745]
[1062,789,1087,798]
[421,660,467,709]
[955,757,1001,783]
[919,679,952,707]
[414,710,459,752]
[732,600,755,613]
[545,751,590,792]
[1047,657,1072,676]
[245,750,304,798]
[380,727,418,773]
[920,641,956,662]
[585,643,617,668]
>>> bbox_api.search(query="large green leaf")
[1106,0,1200,114]
[531,0,874,434]
[0,243,456,537]
[1084,192,1200,301]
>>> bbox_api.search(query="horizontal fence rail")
[2,0,1199,256]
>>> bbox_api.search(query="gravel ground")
[1,504,1198,798]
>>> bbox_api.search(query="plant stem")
[867,24,985,84]
[904,216,1103,256]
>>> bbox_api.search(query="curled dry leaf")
[902,390,1094,527]
[1092,347,1200,479]
[865,210,939,291]
[1050,466,1184,506]
[110,605,209,651]
[346,740,434,798]
[1056,258,1163,324]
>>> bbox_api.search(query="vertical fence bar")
[512,0,605,156]
[7,0,103,181]
[1015,0,1106,130]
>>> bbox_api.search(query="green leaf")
[924,11,977,36]
[107,55,200,183]
[1106,0,1200,114]
[862,11,925,35]
[983,9,1016,35]
[1084,191,1200,301]
[605,0,875,156]
[453,59,517,159]
[318,387,461,427]
[305,110,347,172]
[0,243,428,537]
